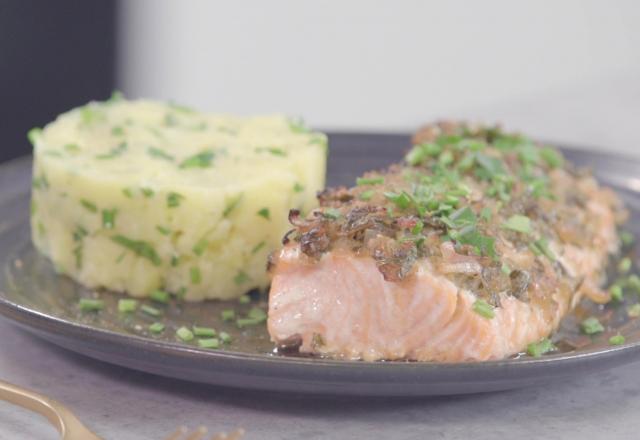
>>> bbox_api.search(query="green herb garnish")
[627,303,640,318]
[190,267,202,284]
[79,298,104,312]
[580,317,604,335]
[256,147,287,157]
[176,326,194,342]
[167,192,184,208]
[618,257,632,274]
[27,127,42,145]
[141,305,162,317]
[356,176,385,186]
[526,338,555,357]
[609,334,625,346]
[540,147,564,168]
[156,225,171,236]
[96,142,127,160]
[118,299,138,313]
[322,208,342,220]
[384,191,412,210]
[620,231,635,247]
[251,241,266,254]
[223,193,243,217]
[610,284,624,302]
[238,294,251,304]
[193,326,216,337]
[502,215,532,234]
[179,150,215,169]
[150,290,170,304]
[102,209,117,229]
[111,235,162,266]
[149,322,165,333]
[198,338,220,349]
[219,332,232,344]
[221,309,235,321]
[192,238,208,256]
[472,299,495,319]
[80,199,98,213]
[359,190,375,201]
[147,146,175,162]
[234,270,250,285]
[293,182,305,193]
[257,208,270,220]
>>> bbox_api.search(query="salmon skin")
[268,122,625,362]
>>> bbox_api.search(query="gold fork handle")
[0,379,102,440]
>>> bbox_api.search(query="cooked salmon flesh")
[268,122,625,362]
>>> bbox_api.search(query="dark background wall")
[0,0,116,163]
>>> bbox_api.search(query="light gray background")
[2,1,640,438]
[119,0,640,153]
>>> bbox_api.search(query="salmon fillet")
[268,122,625,362]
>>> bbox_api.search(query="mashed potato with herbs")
[30,97,327,300]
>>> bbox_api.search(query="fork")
[0,378,103,439]
[0,378,244,440]
[165,426,245,440]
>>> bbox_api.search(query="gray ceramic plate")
[1,133,640,397]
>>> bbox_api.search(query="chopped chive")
[198,338,220,349]
[257,208,270,220]
[80,199,98,213]
[626,274,640,292]
[176,326,194,342]
[251,241,266,254]
[472,299,495,319]
[502,215,532,234]
[256,147,287,157]
[480,207,492,221]
[359,190,375,201]
[141,187,154,198]
[179,150,215,169]
[247,307,267,322]
[27,127,42,145]
[527,338,555,357]
[167,192,184,208]
[580,317,604,335]
[234,270,250,285]
[609,333,625,346]
[238,294,251,304]
[411,219,424,235]
[102,208,117,229]
[122,188,134,198]
[193,326,217,337]
[79,298,104,312]
[322,208,342,220]
[141,304,162,317]
[293,182,305,193]
[627,303,640,318]
[384,191,412,210]
[190,267,202,284]
[532,238,555,261]
[192,238,208,256]
[111,126,125,136]
[236,318,261,328]
[171,255,180,267]
[147,146,175,161]
[620,230,635,247]
[32,174,49,190]
[221,309,235,321]
[501,263,511,275]
[219,332,232,344]
[111,235,162,266]
[150,290,170,304]
[356,176,384,186]
[96,142,127,160]
[610,284,624,302]
[540,147,564,168]
[64,143,80,153]
[618,257,632,274]
[223,193,243,217]
[156,225,171,236]
[149,322,165,333]
[118,299,138,313]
